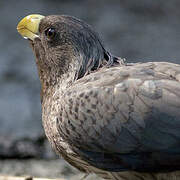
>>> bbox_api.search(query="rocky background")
[0,0,180,179]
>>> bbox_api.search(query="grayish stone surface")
[0,159,102,180]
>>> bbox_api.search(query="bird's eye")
[45,28,56,39]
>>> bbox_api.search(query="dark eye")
[45,28,56,39]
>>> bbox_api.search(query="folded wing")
[57,62,180,172]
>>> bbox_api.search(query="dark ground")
[0,0,180,179]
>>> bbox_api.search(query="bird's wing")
[57,62,180,172]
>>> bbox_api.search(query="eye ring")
[45,28,56,39]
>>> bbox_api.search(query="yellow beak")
[17,14,45,41]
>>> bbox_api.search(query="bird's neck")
[40,65,77,103]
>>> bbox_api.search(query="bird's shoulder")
[64,61,180,100]
[74,61,180,87]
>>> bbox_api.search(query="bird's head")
[17,14,116,91]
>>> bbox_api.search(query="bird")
[17,14,180,180]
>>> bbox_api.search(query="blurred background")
[0,0,180,179]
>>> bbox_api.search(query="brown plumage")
[17,14,180,180]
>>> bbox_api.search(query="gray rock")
[0,159,102,179]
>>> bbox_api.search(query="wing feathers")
[58,62,180,171]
